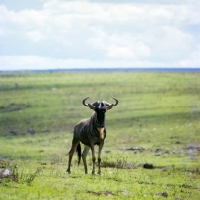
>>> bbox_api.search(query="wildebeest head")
[82,97,118,127]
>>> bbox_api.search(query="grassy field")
[0,71,200,199]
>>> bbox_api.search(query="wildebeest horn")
[104,97,118,110]
[112,97,118,106]
[82,97,90,106]
[82,97,96,110]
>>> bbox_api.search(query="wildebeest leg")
[91,145,96,175]
[82,145,90,174]
[66,139,80,174]
[98,142,104,175]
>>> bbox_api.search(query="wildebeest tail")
[76,143,81,165]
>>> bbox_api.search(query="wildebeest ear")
[106,105,113,110]
[88,104,95,110]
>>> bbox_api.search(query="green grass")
[0,71,200,199]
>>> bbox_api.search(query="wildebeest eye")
[101,102,105,107]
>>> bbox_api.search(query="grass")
[0,71,200,199]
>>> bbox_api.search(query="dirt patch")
[88,190,118,197]
[101,160,136,169]
[0,103,30,113]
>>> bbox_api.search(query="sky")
[0,0,200,70]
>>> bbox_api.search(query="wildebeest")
[66,97,118,175]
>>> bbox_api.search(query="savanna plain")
[0,71,200,200]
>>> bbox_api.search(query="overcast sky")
[0,0,200,70]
